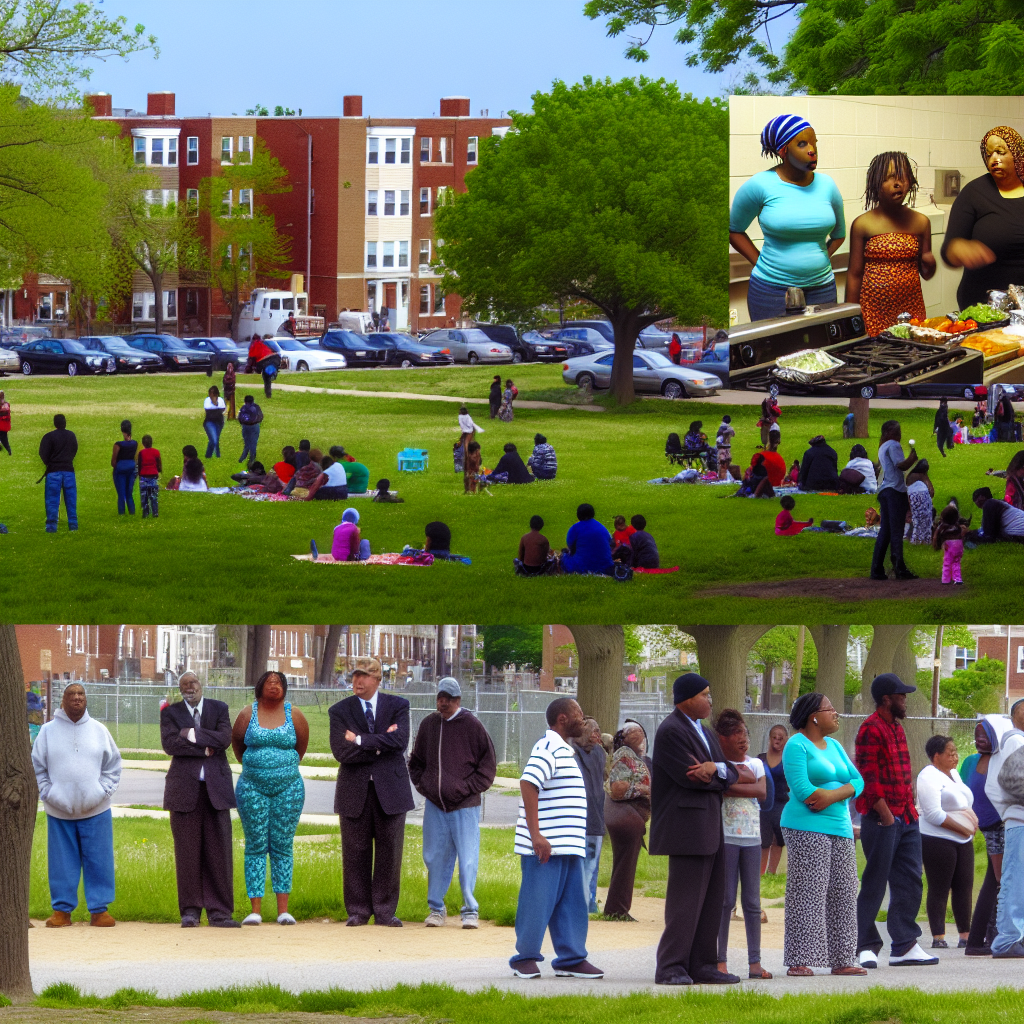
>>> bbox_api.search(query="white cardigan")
[917,764,974,843]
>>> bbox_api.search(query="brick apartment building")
[12,92,510,336]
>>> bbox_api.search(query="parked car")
[474,324,568,363]
[691,336,729,388]
[0,346,19,375]
[552,327,615,358]
[556,319,677,351]
[316,330,388,367]
[125,334,213,372]
[79,336,164,374]
[419,328,513,364]
[367,332,454,367]
[266,335,346,372]
[0,325,52,348]
[561,349,722,399]
[184,337,247,371]
[16,338,116,376]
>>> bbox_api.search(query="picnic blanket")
[236,488,380,502]
[292,552,434,566]
[634,566,681,574]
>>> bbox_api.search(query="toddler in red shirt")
[775,495,813,536]
[612,514,636,547]
[137,434,162,519]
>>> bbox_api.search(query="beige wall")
[729,95,1024,325]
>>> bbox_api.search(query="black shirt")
[572,741,607,835]
[941,173,1024,308]
[116,439,138,461]
[628,529,660,569]
[493,451,534,483]
[39,428,78,473]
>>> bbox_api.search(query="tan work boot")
[89,911,116,927]
[45,911,72,928]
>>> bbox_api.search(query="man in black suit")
[650,673,751,985]
[330,657,415,927]
[160,671,240,927]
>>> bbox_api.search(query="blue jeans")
[993,824,1024,955]
[204,420,223,458]
[511,854,589,969]
[113,459,136,514]
[746,273,838,321]
[857,812,923,956]
[871,487,911,576]
[582,834,603,911]
[47,811,115,914]
[422,801,480,916]
[44,471,77,532]
[238,424,260,465]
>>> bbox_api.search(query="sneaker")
[931,939,948,948]
[890,942,939,966]
[555,960,605,979]
[242,912,261,926]
[310,539,319,559]
[461,914,479,929]
[512,960,541,979]
[424,909,446,927]
[858,950,878,969]
[277,912,296,925]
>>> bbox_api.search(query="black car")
[551,328,615,358]
[477,324,568,363]
[184,337,246,371]
[16,338,116,376]
[316,329,388,366]
[80,336,164,374]
[367,332,455,367]
[126,333,212,371]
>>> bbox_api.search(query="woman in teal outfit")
[231,671,309,925]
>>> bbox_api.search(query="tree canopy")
[482,626,544,672]
[939,656,1005,719]
[434,76,728,404]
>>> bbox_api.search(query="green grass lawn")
[2,367,1020,622]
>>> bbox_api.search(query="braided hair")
[790,692,826,730]
[863,151,919,210]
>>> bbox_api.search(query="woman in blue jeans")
[203,385,226,458]
[110,419,138,515]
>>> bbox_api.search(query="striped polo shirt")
[514,729,587,857]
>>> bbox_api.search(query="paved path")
[274,383,603,411]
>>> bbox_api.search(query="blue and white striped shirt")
[514,730,587,857]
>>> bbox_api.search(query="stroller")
[453,440,465,474]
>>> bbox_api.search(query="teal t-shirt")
[780,732,863,838]
[730,169,846,289]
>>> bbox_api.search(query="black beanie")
[673,672,709,705]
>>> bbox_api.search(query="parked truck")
[234,286,324,342]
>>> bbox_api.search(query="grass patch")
[494,762,522,778]
[1,371,1017,622]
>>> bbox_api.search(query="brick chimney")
[147,92,175,116]
[439,96,470,117]
[343,95,363,117]
[84,93,112,117]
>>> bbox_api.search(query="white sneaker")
[424,909,446,927]
[277,912,296,925]
[242,912,261,926]
[858,949,878,968]
[889,942,939,966]
[462,914,479,929]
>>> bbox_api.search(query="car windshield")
[460,329,496,343]
[63,340,89,353]
[643,351,674,368]
[274,338,307,351]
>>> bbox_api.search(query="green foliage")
[434,76,728,404]
[244,104,297,117]
[482,626,544,671]
[939,657,1005,719]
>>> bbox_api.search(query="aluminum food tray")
[773,348,846,383]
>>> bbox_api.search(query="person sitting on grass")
[179,457,209,492]
[760,428,787,487]
[737,454,775,498]
[231,461,266,487]
[304,455,347,501]
[788,460,800,485]
[331,508,371,561]
[625,514,660,569]
[966,487,1024,544]
[775,495,814,535]
[488,442,534,484]
[516,515,555,575]
[561,503,614,576]
[423,520,452,557]
[528,434,558,480]
[839,444,878,495]
[330,446,369,494]
[798,435,841,492]
[612,515,636,551]
[282,449,322,496]
[274,447,298,485]
[372,478,404,503]
[294,439,311,471]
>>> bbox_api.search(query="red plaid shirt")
[854,711,917,820]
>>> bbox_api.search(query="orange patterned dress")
[859,232,927,337]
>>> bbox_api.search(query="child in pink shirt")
[775,495,814,536]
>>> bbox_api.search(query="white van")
[236,289,323,341]
[331,310,375,334]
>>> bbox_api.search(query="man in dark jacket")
[488,374,502,419]
[626,514,660,569]
[651,673,749,986]
[572,717,606,914]
[490,443,534,484]
[329,658,415,926]
[160,671,240,928]
[39,413,78,532]
[409,677,496,928]
[798,435,841,491]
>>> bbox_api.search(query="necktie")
[193,707,201,731]
[364,700,375,733]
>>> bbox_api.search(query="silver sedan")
[562,349,722,398]
[0,346,19,375]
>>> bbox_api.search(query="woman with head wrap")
[941,126,1024,309]
[330,507,370,561]
[730,115,847,321]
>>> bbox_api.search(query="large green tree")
[939,656,1005,719]
[482,626,544,672]
[585,0,1024,94]
[434,76,727,405]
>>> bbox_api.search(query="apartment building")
[12,92,510,335]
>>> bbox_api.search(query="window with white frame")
[419,239,431,268]
[382,241,394,268]
[187,137,198,164]
[304,632,312,658]
[238,136,252,163]
[167,138,177,165]
[352,633,361,656]
[221,189,232,216]
[151,138,164,165]
[366,190,378,216]
[186,188,199,216]
[131,291,177,321]
[419,285,430,315]
[419,136,430,162]
[75,626,84,654]
[221,136,232,163]
[384,138,396,164]
[419,187,430,215]
[127,629,135,658]
[238,188,253,216]
[439,137,448,163]
[134,137,146,164]
[1017,644,1023,673]
[290,631,298,657]
[384,190,395,216]
[401,281,409,306]
[400,190,410,216]
[269,632,276,656]
[142,630,150,659]
[467,136,478,164]
[65,625,72,656]
[366,241,377,268]
[401,138,411,164]
[434,286,445,313]
[368,138,379,164]
[398,241,409,268]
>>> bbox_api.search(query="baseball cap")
[437,677,461,697]
[870,672,917,702]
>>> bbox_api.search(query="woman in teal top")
[780,692,866,977]
[232,671,309,925]
[730,115,847,321]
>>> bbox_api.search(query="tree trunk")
[848,397,870,438]
[568,626,624,734]
[0,625,38,1001]
[608,311,641,406]
[893,632,930,715]
[761,661,774,710]
[151,268,164,334]
[678,626,772,715]
[931,626,943,717]
[809,625,850,711]
[318,626,344,687]
[790,625,806,708]
[860,625,915,703]
[245,625,271,691]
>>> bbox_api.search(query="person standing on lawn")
[161,671,240,928]
[136,435,162,519]
[203,386,227,459]
[651,673,746,986]
[330,658,415,927]
[32,683,122,928]
[488,374,502,419]
[110,419,138,516]
[236,395,263,467]
[759,724,790,876]
[38,413,78,532]
[870,419,920,580]
[247,334,280,398]
[854,673,937,967]
[408,677,496,929]
[572,717,607,915]
[223,362,237,420]
[0,390,11,454]
[510,696,604,979]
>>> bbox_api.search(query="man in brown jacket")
[409,677,496,928]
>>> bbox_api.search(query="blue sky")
[87,0,796,117]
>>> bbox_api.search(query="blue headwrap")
[761,114,813,159]
[342,507,359,524]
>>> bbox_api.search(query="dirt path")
[700,576,963,601]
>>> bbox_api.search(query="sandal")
[787,966,814,977]
[749,969,773,979]
[831,965,868,976]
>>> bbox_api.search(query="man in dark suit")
[160,671,240,927]
[330,657,415,927]
[650,672,751,985]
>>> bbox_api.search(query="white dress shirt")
[185,697,205,781]
[685,714,728,779]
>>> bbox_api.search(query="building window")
[382,241,394,268]
[419,239,431,268]
[467,136,478,164]
[269,631,276,657]
[185,290,199,316]
[127,629,135,658]
[166,290,176,319]
[434,287,445,314]
[291,631,298,657]
[398,241,409,268]
[186,188,199,216]
[221,136,232,163]
[401,137,411,164]
[134,137,146,164]
[419,187,430,215]
[167,138,177,165]
[352,633,361,657]
[400,190,410,216]
[75,626,84,654]
[384,190,395,216]
[1018,644,1024,674]
[151,137,164,165]
[304,632,312,658]
[238,188,253,216]
[238,136,252,162]
[366,242,377,268]
[419,136,430,162]
[221,189,232,216]
[401,280,409,306]
[384,138,396,164]
[187,136,198,164]
[367,138,379,164]
[438,137,448,163]
[366,190,377,216]
[142,630,150,659]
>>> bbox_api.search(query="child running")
[775,495,813,535]
[137,435,162,518]
[932,503,966,585]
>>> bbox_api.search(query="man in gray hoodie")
[32,683,122,927]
